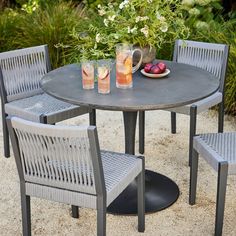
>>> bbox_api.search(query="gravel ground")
[0,109,235,236]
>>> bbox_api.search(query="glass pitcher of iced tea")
[116,44,143,89]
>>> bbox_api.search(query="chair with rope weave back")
[139,40,229,166]
[7,117,145,236]
[0,45,96,159]
[190,132,236,236]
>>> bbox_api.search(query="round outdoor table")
[40,60,219,215]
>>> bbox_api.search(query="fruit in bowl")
[150,65,162,74]
[144,62,167,74]
[144,63,153,73]
[157,62,166,72]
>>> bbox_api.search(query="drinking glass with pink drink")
[97,60,112,94]
[81,61,94,89]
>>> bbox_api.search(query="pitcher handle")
[132,48,143,73]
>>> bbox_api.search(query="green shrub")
[0,1,85,68]
[181,0,223,33]
[12,1,85,68]
[190,19,236,115]
[0,9,22,52]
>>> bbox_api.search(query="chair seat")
[194,132,236,174]
[165,91,222,115]
[5,93,90,124]
[25,150,142,208]
[101,151,142,206]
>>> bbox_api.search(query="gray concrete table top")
[40,60,219,111]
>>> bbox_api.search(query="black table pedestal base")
[107,170,179,215]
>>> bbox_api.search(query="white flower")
[127,26,131,33]
[181,0,195,7]
[97,4,101,9]
[119,0,129,9]
[114,34,119,39]
[195,0,211,6]
[104,19,109,27]
[140,25,149,38]
[131,27,137,33]
[108,3,113,8]
[119,3,124,9]
[189,8,200,15]
[142,16,149,21]
[98,8,106,16]
[156,11,161,19]
[195,21,209,29]
[135,16,149,23]
[160,22,168,32]
[95,33,101,43]
[159,16,166,22]
[135,16,140,23]
[127,26,137,34]
[108,15,116,21]
[156,12,165,22]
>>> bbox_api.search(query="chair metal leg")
[21,189,31,236]
[171,112,176,134]
[137,156,145,232]
[218,102,224,133]
[2,114,10,158]
[215,162,228,236]
[97,196,106,236]
[189,149,199,205]
[189,105,197,166]
[71,205,79,218]
[89,109,96,126]
[139,111,145,154]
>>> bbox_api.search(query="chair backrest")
[0,45,51,103]
[173,40,229,93]
[6,117,105,196]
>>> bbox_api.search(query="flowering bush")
[66,0,189,61]
[181,0,222,31]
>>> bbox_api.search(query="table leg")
[123,111,137,155]
[107,111,180,215]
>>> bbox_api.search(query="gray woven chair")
[7,116,145,236]
[190,132,236,236]
[0,45,96,158]
[139,40,229,165]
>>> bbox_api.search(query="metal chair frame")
[7,117,145,236]
[190,132,235,236]
[0,45,96,158]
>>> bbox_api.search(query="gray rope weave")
[176,41,225,79]
[194,132,236,174]
[0,45,48,102]
[11,117,142,209]
[5,93,82,123]
[101,151,142,206]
